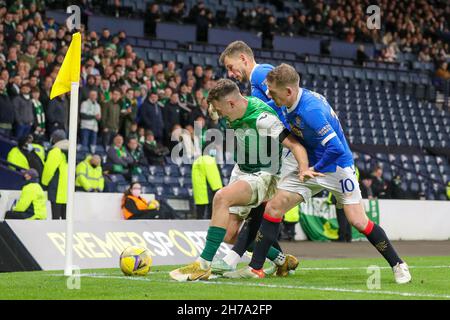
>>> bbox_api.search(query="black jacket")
[46,97,67,132]
[140,99,165,141]
[0,93,14,125]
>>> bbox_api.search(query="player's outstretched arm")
[281,132,325,182]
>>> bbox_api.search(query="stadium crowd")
[0,0,448,219]
[80,0,450,67]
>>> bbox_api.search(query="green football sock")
[247,242,283,262]
[200,226,226,262]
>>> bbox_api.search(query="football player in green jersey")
[169,79,322,281]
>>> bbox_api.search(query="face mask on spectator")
[23,93,30,99]
[131,188,141,198]
[25,143,33,152]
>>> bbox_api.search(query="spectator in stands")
[46,94,68,135]
[282,15,299,37]
[355,44,369,66]
[164,61,177,81]
[152,70,167,94]
[387,174,407,199]
[163,92,183,140]
[99,28,112,47]
[262,15,278,49]
[188,0,206,24]
[140,92,165,143]
[121,182,164,220]
[7,74,21,98]
[75,154,104,192]
[80,75,98,102]
[80,90,101,154]
[99,78,111,103]
[143,130,169,165]
[0,78,14,137]
[101,88,122,149]
[166,1,185,24]
[4,169,47,220]
[137,126,146,145]
[13,83,34,139]
[31,88,46,140]
[360,178,374,199]
[106,134,134,176]
[371,166,388,198]
[120,88,138,139]
[42,129,68,220]
[40,76,53,109]
[195,7,210,42]
[126,137,148,175]
[19,44,37,69]
[435,61,450,81]
[144,3,162,37]
[126,122,139,142]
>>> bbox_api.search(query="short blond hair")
[219,41,255,65]
[266,63,300,87]
[207,79,239,105]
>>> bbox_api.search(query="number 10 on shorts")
[339,178,355,193]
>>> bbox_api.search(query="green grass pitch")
[1,256,449,300]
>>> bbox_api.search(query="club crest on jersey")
[291,126,303,138]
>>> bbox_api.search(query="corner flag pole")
[64,81,79,276]
[49,32,81,276]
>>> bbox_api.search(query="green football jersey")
[228,96,284,174]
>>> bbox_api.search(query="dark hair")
[207,79,239,105]
[123,182,140,197]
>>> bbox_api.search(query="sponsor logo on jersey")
[318,124,332,137]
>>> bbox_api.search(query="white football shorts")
[228,164,279,219]
[278,152,362,208]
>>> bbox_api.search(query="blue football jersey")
[250,64,290,129]
[286,88,354,173]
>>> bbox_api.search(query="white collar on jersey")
[287,87,303,113]
[249,63,260,83]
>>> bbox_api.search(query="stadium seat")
[131,175,147,183]
[179,165,192,177]
[149,165,165,176]
[148,175,164,185]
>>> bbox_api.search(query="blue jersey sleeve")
[302,108,346,172]
[251,65,271,103]
[251,65,290,129]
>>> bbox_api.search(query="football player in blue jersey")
[219,40,289,129]
[228,64,412,284]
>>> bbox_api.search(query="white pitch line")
[48,264,450,277]
[47,264,450,277]
[297,265,450,271]
[50,273,450,300]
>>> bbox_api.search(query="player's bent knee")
[264,201,284,219]
[212,189,230,208]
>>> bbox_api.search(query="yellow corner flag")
[50,32,81,99]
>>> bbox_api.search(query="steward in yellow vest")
[192,154,223,219]
[4,169,47,220]
[41,130,68,219]
[7,135,44,175]
[75,155,104,192]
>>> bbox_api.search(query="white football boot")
[393,262,412,284]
